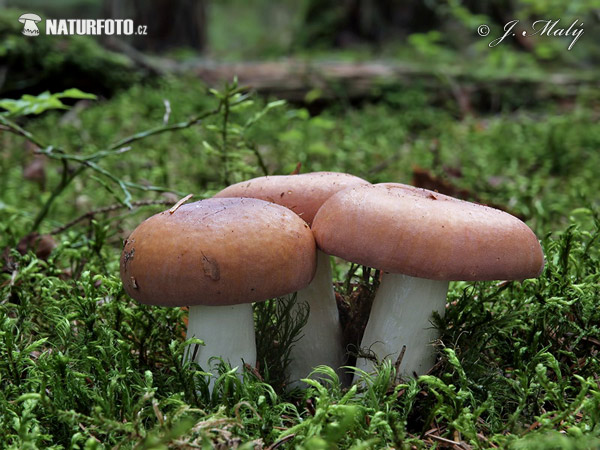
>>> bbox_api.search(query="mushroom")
[312,183,545,379]
[120,198,317,385]
[215,172,370,385]
[19,13,42,36]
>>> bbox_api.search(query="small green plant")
[201,79,285,185]
[0,89,97,117]
[254,294,309,391]
[0,80,285,236]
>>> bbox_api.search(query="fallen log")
[103,38,600,106]
[190,60,600,106]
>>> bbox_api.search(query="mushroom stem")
[286,250,346,387]
[186,303,256,383]
[355,273,449,380]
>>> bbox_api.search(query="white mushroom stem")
[355,273,449,381]
[185,303,256,384]
[286,250,346,387]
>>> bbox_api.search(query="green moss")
[1,76,599,447]
[0,8,141,97]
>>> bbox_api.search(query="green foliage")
[1,76,600,447]
[289,0,600,83]
[434,0,599,76]
[0,8,140,97]
[208,0,302,59]
[0,79,287,235]
[254,294,309,391]
[0,89,97,117]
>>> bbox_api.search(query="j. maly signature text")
[490,19,583,50]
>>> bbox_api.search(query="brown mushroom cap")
[120,198,317,306]
[214,172,370,226]
[312,183,544,281]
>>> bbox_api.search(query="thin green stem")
[7,87,248,234]
[247,142,269,176]
[221,95,230,186]
[30,162,84,233]
[109,107,220,150]
[0,115,46,148]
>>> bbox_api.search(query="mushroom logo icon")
[19,13,42,36]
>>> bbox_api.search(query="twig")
[0,115,46,149]
[102,36,174,76]
[4,89,244,235]
[220,92,231,185]
[233,401,261,423]
[50,199,175,235]
[36,145,132,164]
[425,430,472,449]
[30,162,83,233]
[169,194,193,214]
[109,107,220,150]
[247,142,269,176]
[477,433,497,448]
[267,434,296,450]
[367,144,409,175]
[290,162,301,175]
[394,345,407,379]
[33,148,141,209]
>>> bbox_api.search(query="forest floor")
[1,74,600,448]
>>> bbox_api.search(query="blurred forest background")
[2,0,600,102]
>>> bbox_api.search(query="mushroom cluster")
[120,174,544,388]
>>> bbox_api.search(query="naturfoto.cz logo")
[18,12,148,37]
